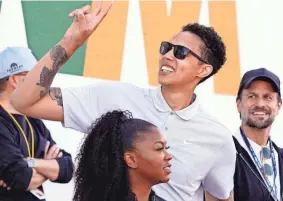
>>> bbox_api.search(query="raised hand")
[64,1,113,50]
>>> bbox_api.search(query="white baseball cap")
[0,47,37,79]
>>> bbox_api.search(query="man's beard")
[242,106,275,129]
[245,117,274,129]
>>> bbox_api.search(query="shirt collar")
[234,129,270,154]
[151,86,200,121]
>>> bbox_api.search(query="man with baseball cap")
[0,47,74,201]
[233,67,283,201]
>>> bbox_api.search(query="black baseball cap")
[237,68,281,98]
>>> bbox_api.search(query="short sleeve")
[202,135,236,199]
[61,82,142,133]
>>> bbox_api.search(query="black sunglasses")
[159,41,208,64]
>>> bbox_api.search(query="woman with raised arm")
[73,110,172,201]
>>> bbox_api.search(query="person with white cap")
[0,47,74,201]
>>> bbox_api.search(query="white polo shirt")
[62,82,236,201]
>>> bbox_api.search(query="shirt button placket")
[164,111,174,133]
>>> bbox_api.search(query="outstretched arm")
[11,45,68,122]
[11,2,113,122]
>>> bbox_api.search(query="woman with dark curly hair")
[73,110,172,201]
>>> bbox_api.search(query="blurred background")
[0,0,283,200]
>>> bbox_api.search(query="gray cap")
[0,47,37,79]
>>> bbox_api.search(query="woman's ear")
[124,152,138,169]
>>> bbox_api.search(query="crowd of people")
[0,2,282,201]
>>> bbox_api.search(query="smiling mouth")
[160,66,174,73]
[253,112,267,115]
[250,111,269,118]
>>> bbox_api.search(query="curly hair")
[73,110,156,201]
[182,23,227,83]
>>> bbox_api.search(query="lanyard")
[240,127,278,200]
[0,103,34,158]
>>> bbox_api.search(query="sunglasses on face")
[159,41,208,63]
[261,147,273,176]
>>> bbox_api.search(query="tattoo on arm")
[36,45,68,98]
[49,88,63,106]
